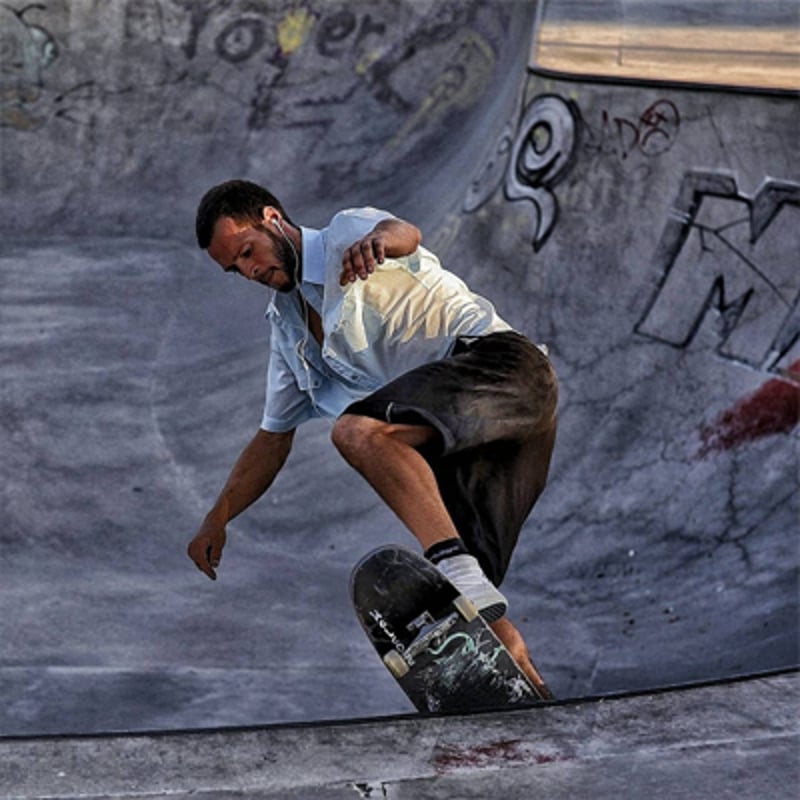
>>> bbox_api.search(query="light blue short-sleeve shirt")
[260,208,512,432]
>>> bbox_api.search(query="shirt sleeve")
[260,337,312,432]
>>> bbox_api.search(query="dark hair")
[195,179,292,249]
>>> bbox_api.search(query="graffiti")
[2,0,497,144]
[463,121,514,212]
[278,7,315,58]
[0,2,58,129]
[206,6,315,64]
[699,360,800,456]
[4,0,511,205]
[505,94,580,250]
[125,0,164,43]
[316,9,384,60]
[635,170,800,374]
[215,18,266,64]
[386,31,495,154]
[585,99,680,160]
[465,93,580,252]
[170,0,233,61]
[160,0,491,145]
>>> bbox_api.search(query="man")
[187,179,558,692]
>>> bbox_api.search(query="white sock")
[434,553,508,623]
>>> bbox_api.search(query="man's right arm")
[187,427,295,580]
[339,217,422,285]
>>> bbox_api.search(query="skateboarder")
[187,179,558,685]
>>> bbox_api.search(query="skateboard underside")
[351,546,543,713]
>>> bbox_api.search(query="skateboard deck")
[350,545,552,713]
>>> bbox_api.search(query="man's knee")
[331,413,439,464]
[331,413,380,465]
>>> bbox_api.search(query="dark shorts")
[343,331,558,585]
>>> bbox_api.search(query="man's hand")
[340,219,422,286]
[187,515,227,580]
[340,230,387,285]
[185,428,296,582]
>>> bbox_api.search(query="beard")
[254,223,300,292]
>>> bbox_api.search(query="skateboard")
[350,545,552,713]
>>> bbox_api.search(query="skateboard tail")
[350,545,460,658]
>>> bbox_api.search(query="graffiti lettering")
[316,9,356,57]
[586,99,680,160]
[464,93,580,249]
[387,32,495,151]
[1,3,58,129]
[635,171,800,373]
[170,0,214,60]
[505,94,581,251]
[6,0,507,197]
[639,99,680,155]
[463,121,514,214]
[215,18,265,64]
[316,10,384,59]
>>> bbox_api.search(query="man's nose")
[241,260,259,281]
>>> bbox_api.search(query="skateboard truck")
[405,612,458,660]
[382,596,480,678]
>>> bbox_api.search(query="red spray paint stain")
[699,360,800,456]
[434,739,570,774]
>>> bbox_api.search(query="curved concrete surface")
[1,1,798,738]
[2,672,798,799]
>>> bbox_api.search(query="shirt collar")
[301,226,325,285]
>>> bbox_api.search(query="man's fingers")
[340,248,360,284]
[200,552,217,580]
[360,237,386,273]
[340,236,386,285]
[371,236,385,266]
[189,549,217,580]
[359,239,376,274]
[187,536,220,581]
[350,243,369,277]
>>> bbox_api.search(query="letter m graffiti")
[635,171,800,373]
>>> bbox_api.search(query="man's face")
[207,213,298,292]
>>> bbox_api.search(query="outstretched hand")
[187,516,227,580]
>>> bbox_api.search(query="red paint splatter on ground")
[699,360,800,456]
[434,739,570,774]
[435,739,525,771]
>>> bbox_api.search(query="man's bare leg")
[332,413,544,685]
[491,618,554,699]
[330,414,459,550]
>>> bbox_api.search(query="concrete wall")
[452,72,799,690]
[1,0,797,733]
[1,0,532,235]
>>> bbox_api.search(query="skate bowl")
[1,0,797,740]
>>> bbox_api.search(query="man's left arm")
[339,218,422,286]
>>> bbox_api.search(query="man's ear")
[261,206,279,226]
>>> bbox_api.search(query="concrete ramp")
[1,0,797,757]
[1,672,797,799]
